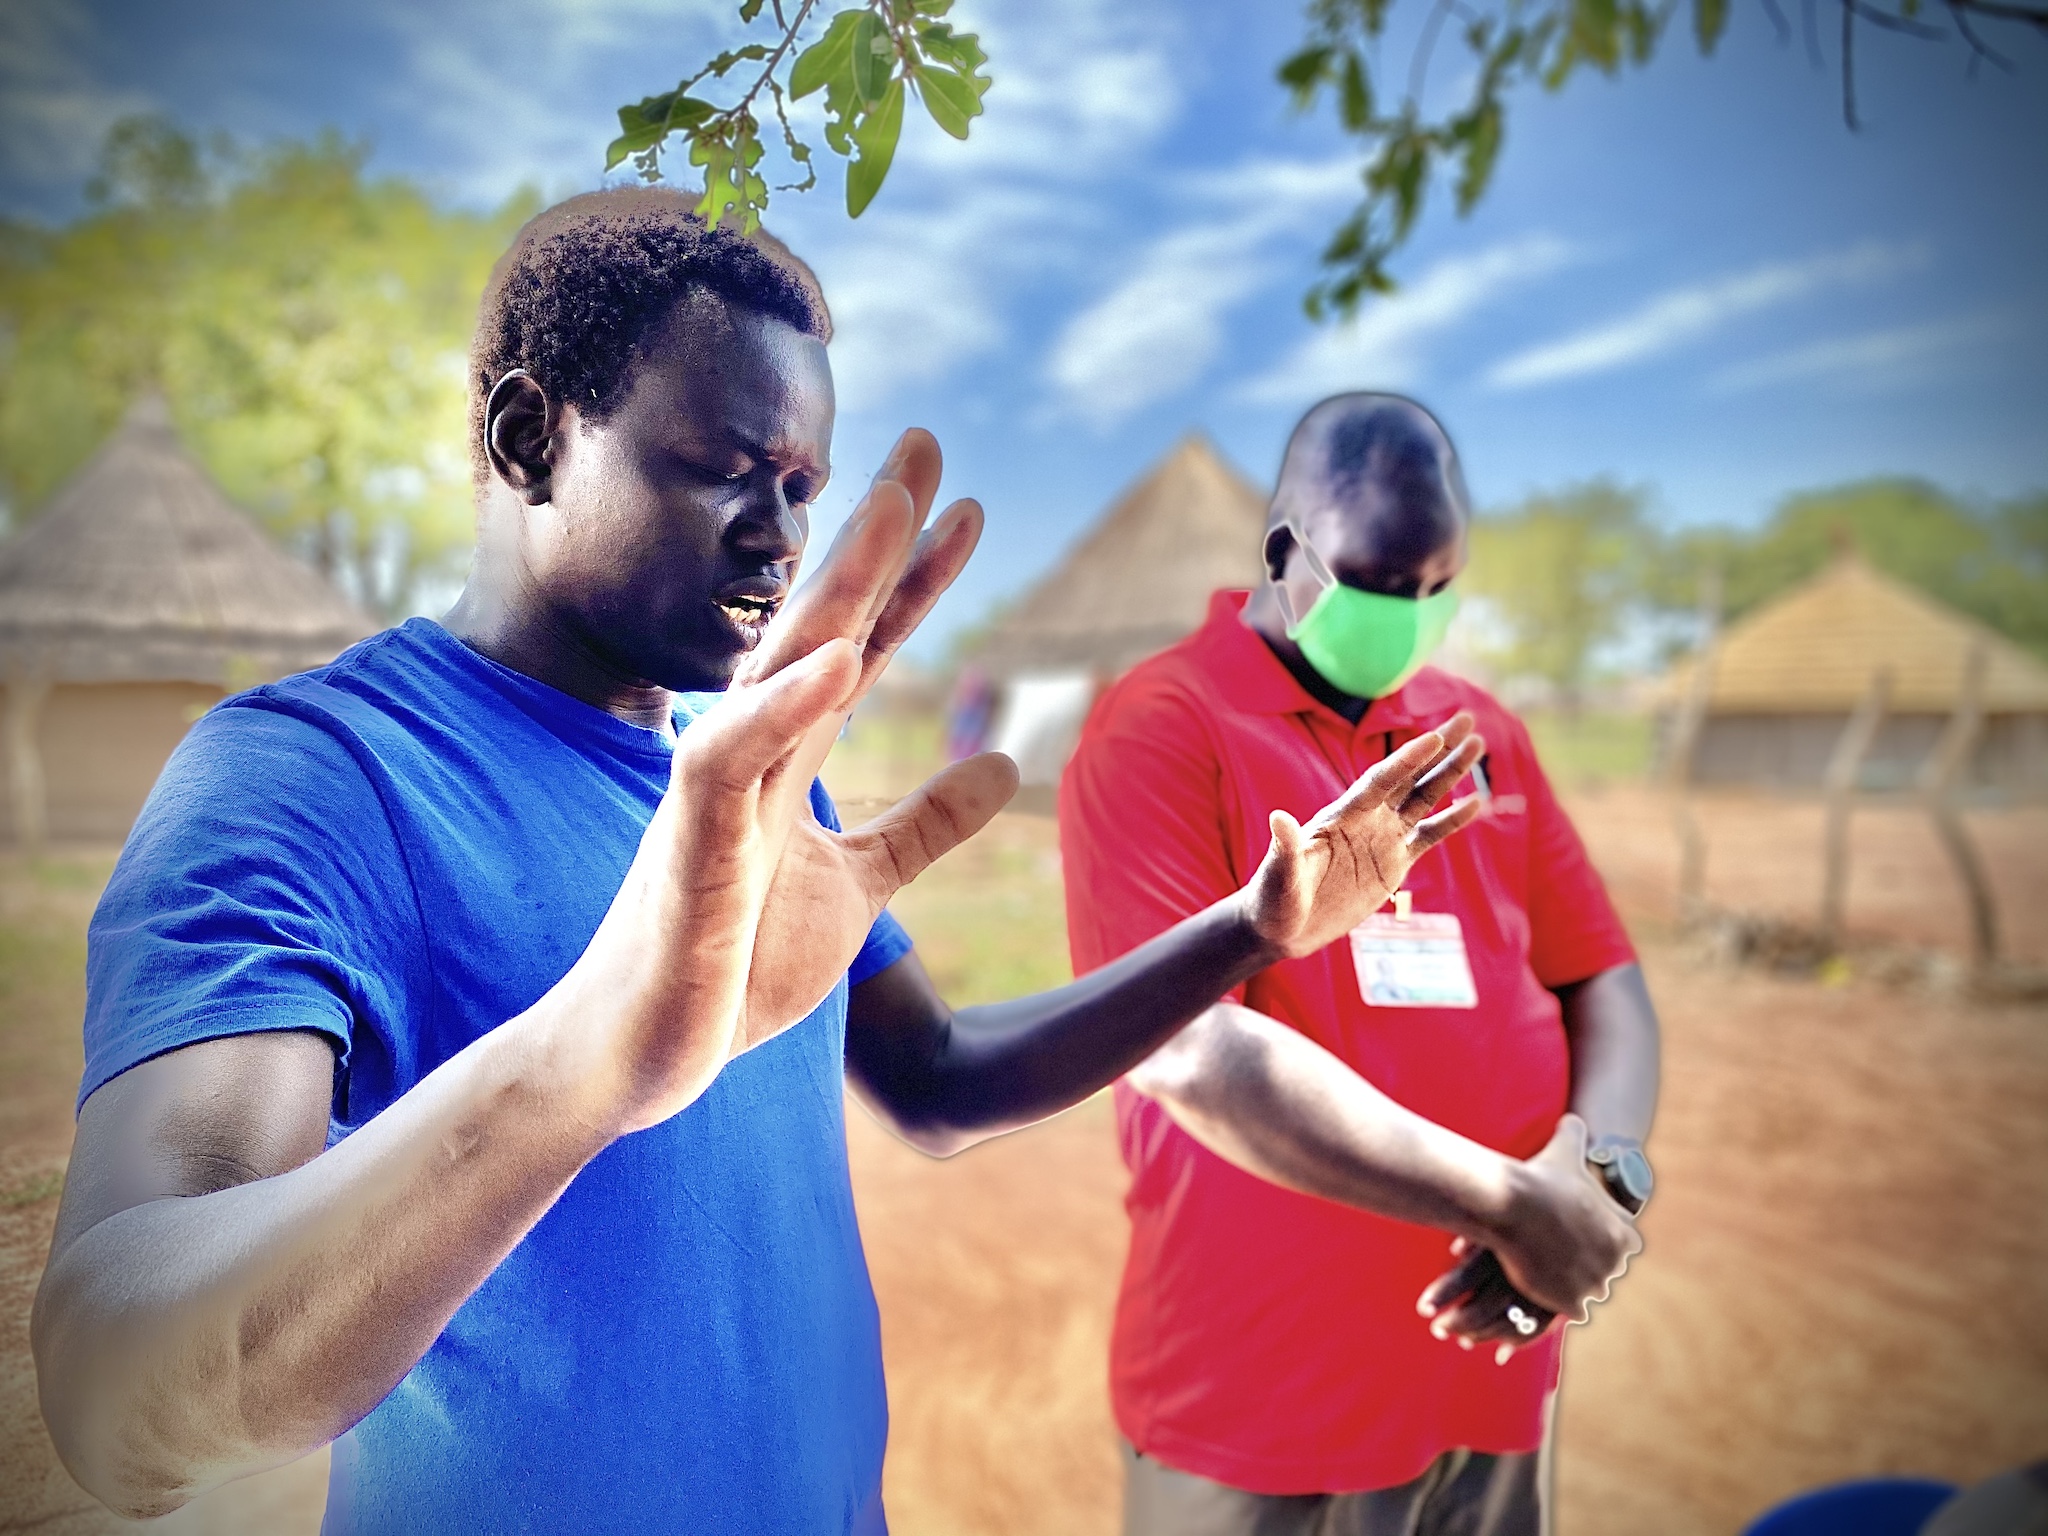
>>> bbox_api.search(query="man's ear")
[484,370,559,507]
[1261,523,1297,584]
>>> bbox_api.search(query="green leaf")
[846,76,903,216]
[912,0,952,12]
[1339,50,1373,130]
[1453,100,1501,212]
[917,64,982,138]
[791,10,860,98]
[741,0,765,18]
[1693,0,1728,52]
[1278,44,1333,104]
[850,11,893,104]
[703,43,772,77]
[917,24,988,74]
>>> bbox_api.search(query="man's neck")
[443,567,678,736]
[1240,584,1374,725]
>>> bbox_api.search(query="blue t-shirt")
[81,617,914,1536]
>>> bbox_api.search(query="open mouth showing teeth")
[717,595,778,628]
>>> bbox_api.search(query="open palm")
[1241,715,1485,960]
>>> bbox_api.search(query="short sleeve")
[1512,724,1637,989]
[1057,680,1241,983]
[81,700,428,1109]
[807,779,915,987]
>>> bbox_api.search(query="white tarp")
[989,672,1095,787]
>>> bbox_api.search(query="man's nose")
[726,491,804,566]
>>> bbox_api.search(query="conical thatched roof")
[0,396,375,686]
[1665,554,2048,714]
[975,433,1268,677]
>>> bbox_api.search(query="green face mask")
[1278,521,1460,700]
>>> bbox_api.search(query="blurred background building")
[1664,552,2048,795]
[965,434,1266,790]
[0,396,372,846]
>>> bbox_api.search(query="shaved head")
[1270,393,1470,559]
[1245,393,1472,713]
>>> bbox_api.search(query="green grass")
[825,717,1075,1005]
[1519,710,1655,789]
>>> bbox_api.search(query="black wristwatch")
[1586,1136,1654,1215]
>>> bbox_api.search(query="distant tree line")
[0,118,531,619]
[1463,478,2048,711]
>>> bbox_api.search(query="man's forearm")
[1556,962,1660,1144]
[1127,1001,1523,1241]
[850,896,1279,1152]
[33,1010,617,1519]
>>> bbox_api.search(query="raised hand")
[1417,1114,1641,1358]
[545,429,1010,1134]
[721,429,1017,1050]
[1239,714,1486,960]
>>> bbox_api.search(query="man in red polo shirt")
[1060,394,1659,1535]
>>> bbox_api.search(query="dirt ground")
[2,785,2044,1534]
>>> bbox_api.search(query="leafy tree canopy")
[1664,479,2048,654]
[1463,480,1653,709]
[621,0,2043,316]
[1465,476,2048,704]
[0,118,533,618]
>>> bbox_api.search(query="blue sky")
[5,0,2045,649]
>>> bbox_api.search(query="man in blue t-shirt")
[33,191,1487,1535]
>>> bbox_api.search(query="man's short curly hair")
[468,188,832,481]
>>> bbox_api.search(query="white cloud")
[1236,234,1580,406]
[1042,156,1358,423]
[1708,314,2000,393]
[1044,220,1272,422]
[807,188,1061,402]
[0,0,154,201]
[1484,241,1926,391]
[368,0,716,205]
[783,0,1187,408]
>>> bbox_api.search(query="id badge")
[1348,910,1478,1009]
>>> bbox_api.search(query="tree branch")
[1948,0,2048,28]
[1408,0,1463,107]
[732,0,821,120]
[1844,0,1948,40]
[1760,0,1795,44]
[1842,0,1859,129]
[1949,0,2018,66]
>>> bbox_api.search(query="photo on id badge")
[1349,890,1478,1008]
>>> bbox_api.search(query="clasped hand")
[1417,1114,1643,1363]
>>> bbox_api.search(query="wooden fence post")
[1917,643,1998,971]
[4,662,52,854]
[1666,570,1721,926]
[1819,668,1891,950]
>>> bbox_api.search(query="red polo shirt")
[1059,591,1634,1495]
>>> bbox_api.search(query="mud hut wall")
[1687,710,2048,795]
[0,680,221,842]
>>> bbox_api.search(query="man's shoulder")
[1402,667,1530,741]
[228,620,443,722]
[1078,644,1217,751]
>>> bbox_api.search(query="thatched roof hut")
[973,432,1269,680]
[1,397,376,843]
[963,434,1268,793]
[1663,554,2048,794]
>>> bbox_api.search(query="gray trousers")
[1120,1430,1552,1536]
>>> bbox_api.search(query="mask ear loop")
[1275,516,1339,632]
